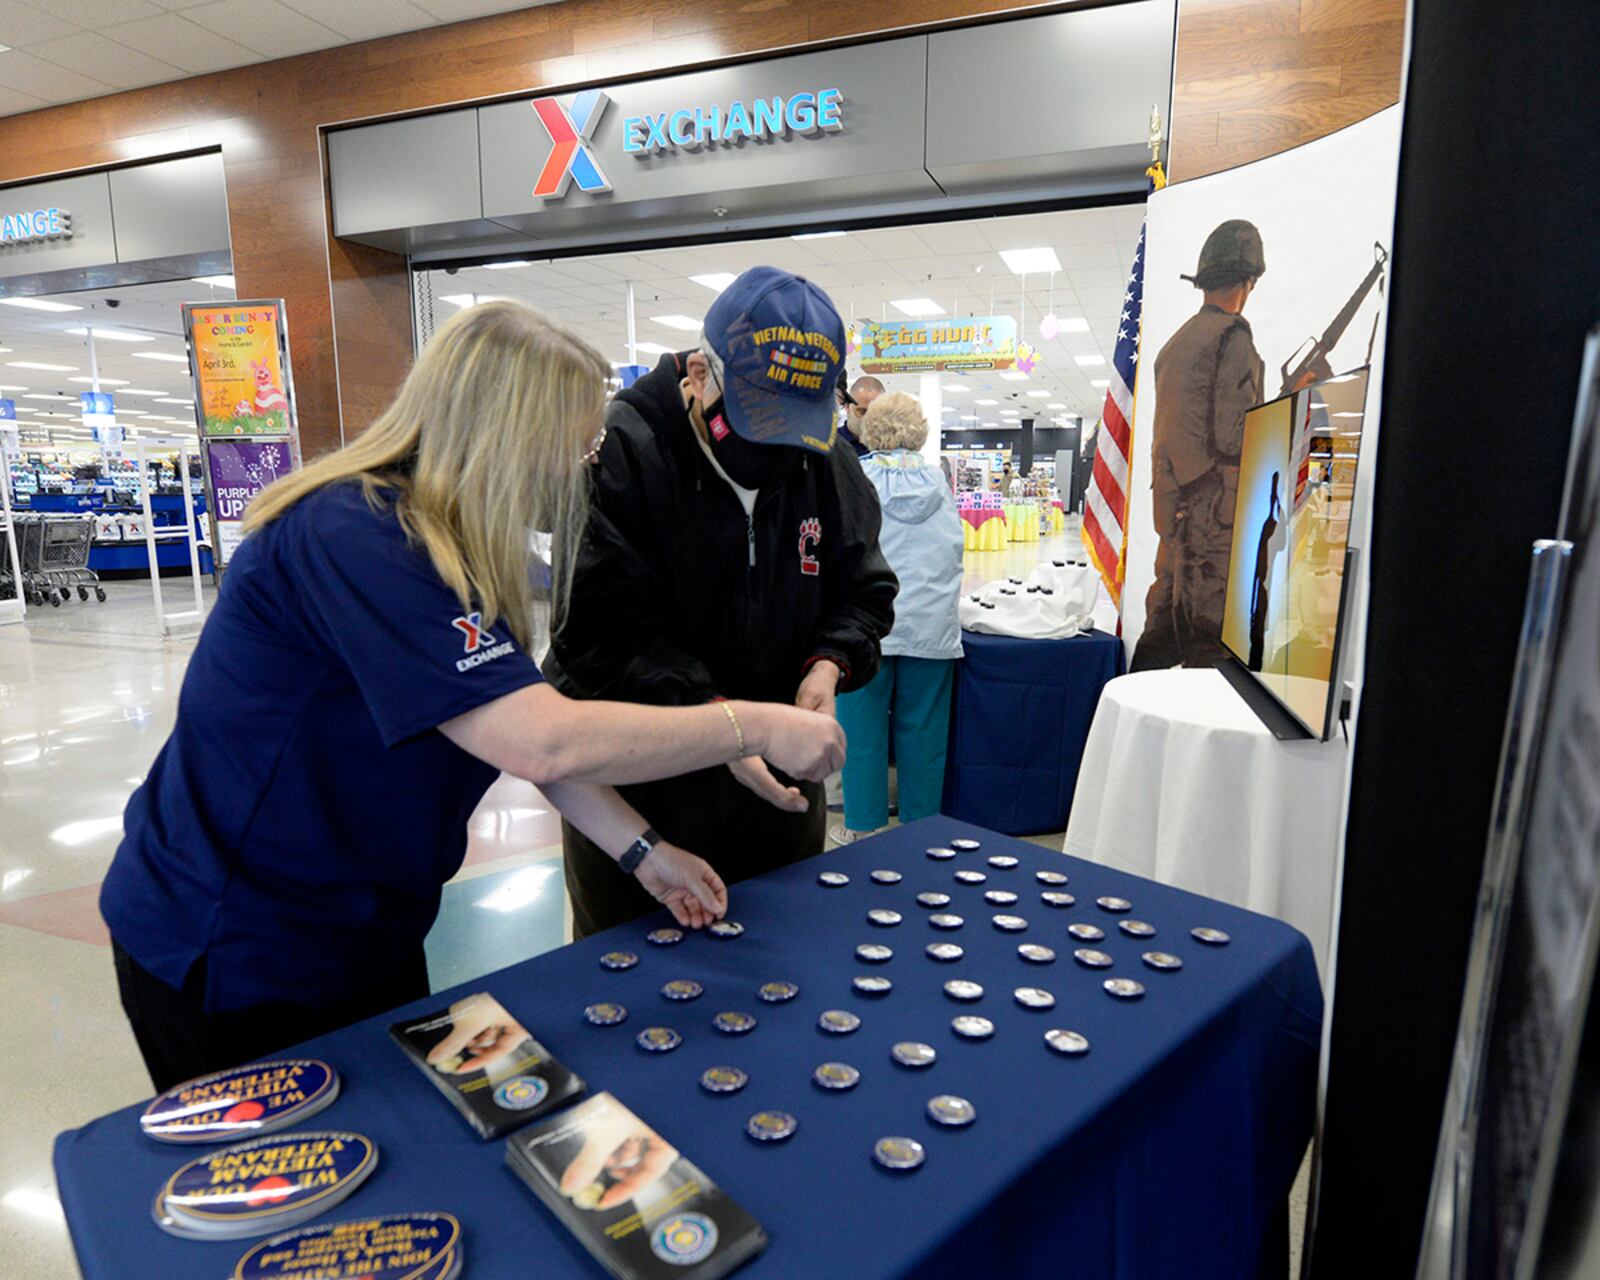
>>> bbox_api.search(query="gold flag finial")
[1146,103,1167,191]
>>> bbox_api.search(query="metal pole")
[178,444,205,623]
[0,436,23,623]
[136,435,166,630]
[626,281,637,367]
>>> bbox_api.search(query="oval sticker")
[141,1060,339,1144]
[232,1213,461,1280]
[162,1131,377,1225]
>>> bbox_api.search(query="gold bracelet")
[720,701,746,757]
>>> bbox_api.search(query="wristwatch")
[618,827,661,876]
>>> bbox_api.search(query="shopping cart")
[17,514,105,606]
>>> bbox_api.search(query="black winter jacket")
[545,352,898,707]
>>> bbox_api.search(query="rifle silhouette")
[1280,241,1389,395]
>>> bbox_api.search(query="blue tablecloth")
[943,630,1127,835]
[56,818,1320,1280]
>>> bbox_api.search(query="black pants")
[113,940,430,1093]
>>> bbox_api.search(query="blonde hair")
[859,391,928,452]
[246,300,608,648]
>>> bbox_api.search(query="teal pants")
[837,656,956,832]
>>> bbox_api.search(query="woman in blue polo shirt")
[101,301,846,1091]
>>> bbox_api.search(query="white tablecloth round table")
[1064,668,1347,975]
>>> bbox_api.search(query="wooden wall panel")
[1168,0,1405,183]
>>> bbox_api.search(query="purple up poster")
[206,438,292,566]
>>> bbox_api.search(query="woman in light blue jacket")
[833,392,965,842]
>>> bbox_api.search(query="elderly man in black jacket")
[545,266,898,935]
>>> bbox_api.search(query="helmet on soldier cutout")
[1180,220,1266,291]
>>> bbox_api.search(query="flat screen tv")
[1219,366,1371,739]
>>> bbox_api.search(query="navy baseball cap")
[702,266,845,454]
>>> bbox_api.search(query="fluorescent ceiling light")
[999,371,1029,382]
[8,361,75,371]
[651,314,701,331]
[889,298,944,318]
[633,341,675,356]
[1028,390,1051,399]
[1090,379,1110,388]
[155,398,194,406]
[941,383,970,393]
[191,274,235,288]
[0,383,25,390]
[437,294,475,308]
[999,247,1062,274]
[23,393,73,401]
[69,376,128,385]
[0,297,81,312]
[792,231,846,240]
[480,261,531,271]
[65,326,154,342]
[690,273,737,292]
[1074,354,1106,366]
[1047,402,1067,409]
[975,398,998,406]
[1059,317,1090,334]
[115,389,168,396]
[1331,411,1365,418]
[131,352,189,363]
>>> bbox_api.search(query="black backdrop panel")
[1308,2,1600,1274]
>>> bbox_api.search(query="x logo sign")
[532,89,612,199]
[452,611,496,653]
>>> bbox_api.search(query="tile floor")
[1,523,1311,1277]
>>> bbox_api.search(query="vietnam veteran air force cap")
[702,266,845,454]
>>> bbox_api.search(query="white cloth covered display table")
[1064,668,1346,975]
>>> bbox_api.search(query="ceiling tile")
[41,0,163,24]
[0,1,81,45]
[27,31,182,91]
[413,0,554,21]
[102,12,258,73]
[0,82,45,114]
[279,0,436,41]
[0,47,112,101]
[184,0,342,59]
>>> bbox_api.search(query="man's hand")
[728,756,809,813]
[424,998,530,1074]
[795,660,843,720]
[559,1105,680,1211]
[633,841,728,929]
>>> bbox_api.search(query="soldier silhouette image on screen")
[1131,220,1268,672]
[1248,471,1283,671]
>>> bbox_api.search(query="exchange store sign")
[0,205,71,246]
[621,87,844,155]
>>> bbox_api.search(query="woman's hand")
[634,841,728,929]
[740,702,846,782]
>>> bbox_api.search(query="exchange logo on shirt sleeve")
[451,611,515,673]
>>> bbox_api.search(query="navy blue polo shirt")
[100,482,543,1013]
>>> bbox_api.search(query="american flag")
[1082,222,1147,611]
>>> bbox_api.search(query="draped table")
[56,818,1319,1280]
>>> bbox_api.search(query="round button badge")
[1096,897,1133,914]
[1041,892,1077,909]
[1036,870,1070,886]
[984,890,1019,906]
[1120,920,1157,938]
[662,979,703,1001]
[926,943,965,962]
[927,1095,977,1127]
[926,847,957,861]
[951,1015,996,1040]
[600,951,639,971]
[1014,987,1056,1010]
[713,1011,758,1034]
[868,909,903,927]
[818,871,850,887]
[700,1066,749,1094]
[708,920,745,939]
[1142,951,1184,972]
[871,869,903,885]
[1073,949,1114,969]
[746,1111,797,1142]
[954,870,987,885]
[853,976,893,996]
[758,981,800,1003]
[856,944,893,964]
[813,1062,861,1090]
[892,1041,938,1068]
[992,915,1028,932]
[1018,943,1057,964]
[916,892,952,909]
[1067,923,1105,942]
[929,913,964,930]
[987,856,1019,870]
[647,928,684,947]
[1045,1029,1091,1056]
[943,979,984,1001]
[1192,927,1232,946]
[874,1136,926,1170]
[950,838,982,852]
[1104,978,1147,1000]
[636,1027,682,1052]
[819,1009,862,1034]
[584,1003,628,1026]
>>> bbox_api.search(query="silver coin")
[856,944,893,963]
[813,1061,861,1090]
[647,928,684,946]
[868,909,903,927]
[713,1010,758,1034]
[746,1110,797,1141]
[870,869,903,885]
[943,979,984,1001]
[636,1026,682,1052]
[1041,891,1077,909]
[992,914,1028,932]
[1067,923,1105,942]
[929,913,964,930]
[584,1002,628,1026]
[853,975,893,995]
[954,870,988,886]
[709,920,746,938]
[700,1065,748,1093]
[819,1009,861,1034]
[927,1095,977,1127]
[926,847,957,861]
[951,1015,995,1039]
[984,890,1019,906]
[1073,948,1114,969]
[987,855,1019,870]
[874,1136,926,1169]
[1192,927,1232,946]
[1018,943,1057,964]
[1104,977,1146,999]
[818,871,850,887]
[1120,920,1157,938]
[891,1041,938,1068]
[759,981,800,1003]
[1045,1029,1090,1056]
[926,943,965,962]
[950,838,982,852]
[1014,986,1056,1010]
[1142,951,1183,971]
[1096,896,1133,913]
[662,979,703,1001]
[599,951,639,970]
[1036,870,1070,886]
[916,892,953,908]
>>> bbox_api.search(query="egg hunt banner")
[857,315,1023,374]
[182,300,297,438]
[206,438,291,567]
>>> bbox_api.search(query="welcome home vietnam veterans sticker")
[233,1213,461,1280]
[160,1131,378,1230]
[141,1060,340,1144]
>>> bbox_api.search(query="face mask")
[697,395,799,490]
